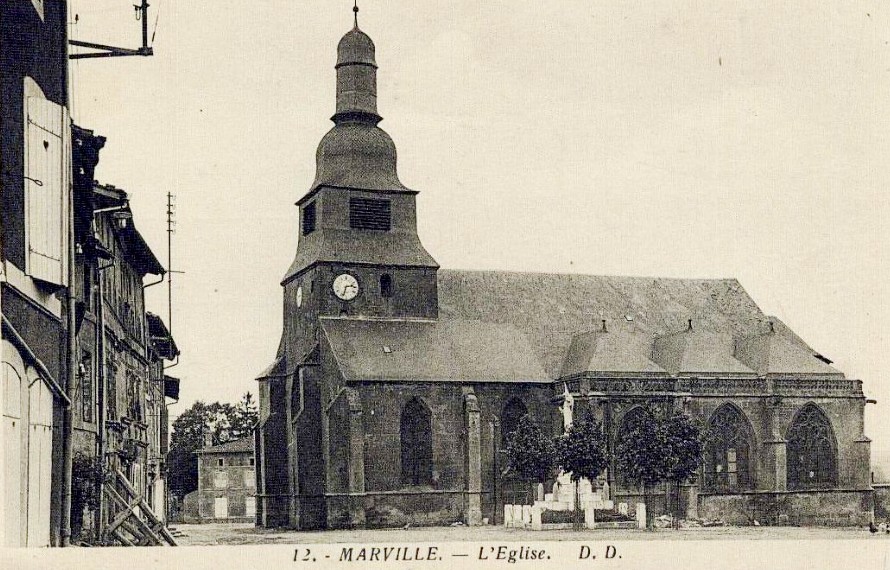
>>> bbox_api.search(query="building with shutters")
[1,0,179,546]
[1,0,76,547]
[68,176,180,541]
[255,19,873,530]
[193,438,257,523]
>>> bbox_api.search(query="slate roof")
[437,269,777,379]
[282,229,437,284]
[561,327,666,377]
[734,329,842,376]
[320,316,549,383]
[146,312,179,359]
[197,437,253,455]
[436,269,832,380]
[652,328,756,377]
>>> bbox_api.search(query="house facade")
[195,438,257,523]
[69,177,179,541]
[1,0,75,547]
[1,1,178,545]
[255,20,872,530]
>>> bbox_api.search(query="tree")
[554,413,609,529]
[231,391,259,440]
[505,415,557,485]
[614,406,670,529]
[663,413,704,527]
[614,406,703,529]
[167,394,259,500]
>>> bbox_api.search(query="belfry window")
[380,274,393,298]
[703,403,755,492]
[400,397,433,485]
[787,404,838,490]
[349,198,391,231]
[302,202,316,235]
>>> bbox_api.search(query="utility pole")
[166,192,175,335]
[69,0,155,60]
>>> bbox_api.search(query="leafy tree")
[71,452,105,542]
[167,395,258,499]
[663,413,704,527]
[615,406,703,529]
[555,413,609,529]
[505,415,557,485]
[614,406,670,529]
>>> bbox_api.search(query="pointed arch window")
[501,398,528,446]
[704,403,755,492]
[787,404,838,490]
[401,397,433,485]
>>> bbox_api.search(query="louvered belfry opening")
[302,202,316,235]
[349,197,391,231]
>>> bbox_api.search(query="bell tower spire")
[334,3,380,125]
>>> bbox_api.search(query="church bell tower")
[281,14,440,361]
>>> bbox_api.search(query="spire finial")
[353,0,359,28]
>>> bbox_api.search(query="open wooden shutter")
[25,96,69,287]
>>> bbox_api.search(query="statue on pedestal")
[560,383,574,432]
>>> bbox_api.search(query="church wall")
[257,377,290,527]
[471,383,555,523]
[292,366,327,529]
[698,490,873,526]
[320,380,554,528]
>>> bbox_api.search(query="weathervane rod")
[353,0,359,27]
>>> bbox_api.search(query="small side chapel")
[254,14,873,530]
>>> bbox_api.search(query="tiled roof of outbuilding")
[197,437,253,455]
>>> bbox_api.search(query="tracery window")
[501,398,528,446]
[787,404,837,490]
[400,397,433,485]
[703,403,755,492]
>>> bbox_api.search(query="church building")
[254,16,872,529]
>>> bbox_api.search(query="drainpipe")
[61,151,77,549]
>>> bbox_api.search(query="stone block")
[636,503,646,529]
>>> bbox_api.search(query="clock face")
[296,285,303,308]
[332,273,359,301]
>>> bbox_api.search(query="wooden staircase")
[103,469,177,546]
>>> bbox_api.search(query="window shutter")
[25,96,69,286]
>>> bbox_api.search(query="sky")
[67,1,890,470]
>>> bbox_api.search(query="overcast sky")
[67,1,890,470]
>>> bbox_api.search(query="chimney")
[204,429,213,448]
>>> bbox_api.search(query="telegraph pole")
[166,192,175,335]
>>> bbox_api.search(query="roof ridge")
[439,267,740,282]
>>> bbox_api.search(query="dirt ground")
[171,522,879,546]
